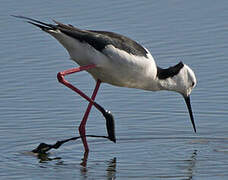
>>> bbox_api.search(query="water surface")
[1,0,228,179]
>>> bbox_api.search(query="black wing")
[56,24,148,57]
[13,16,148,57]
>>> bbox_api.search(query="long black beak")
[184,96,196,133]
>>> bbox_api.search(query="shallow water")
[1,0,228,179]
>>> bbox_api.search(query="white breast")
[88,45,158,90]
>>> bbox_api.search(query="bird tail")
[12,15,57,32]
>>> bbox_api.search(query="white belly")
[77,45,157,90]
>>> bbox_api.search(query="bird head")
[171,64,196,96]
[173,64,197,132]
[158,63,197,132]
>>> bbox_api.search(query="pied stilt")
[14,16,197,153]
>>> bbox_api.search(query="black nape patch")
[157,61,184,79]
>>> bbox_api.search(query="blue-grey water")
[1,0,228,179]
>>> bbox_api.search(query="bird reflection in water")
[183,150,198,180]
[80,157,117,180]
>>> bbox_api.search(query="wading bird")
[14,16,197,153]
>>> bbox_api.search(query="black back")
[13,16,148,58]
[59,28,148,57]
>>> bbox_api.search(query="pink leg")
[57,64,101,152]
[57,64,97,105]
[79,80,101,152]
[57,65,104,110]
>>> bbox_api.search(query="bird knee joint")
[57,72,64,83]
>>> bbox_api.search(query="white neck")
[156,78,176,91]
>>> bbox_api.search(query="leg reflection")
[79,157,117,179]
